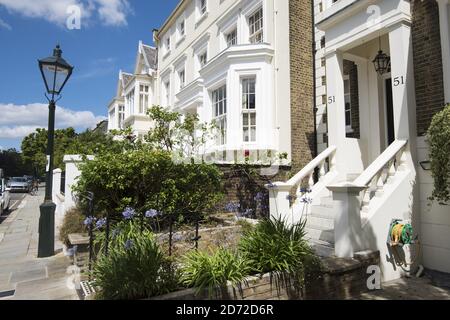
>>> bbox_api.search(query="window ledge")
[163,50,171,60]
[176,35,186,47]
[195,12,208,29]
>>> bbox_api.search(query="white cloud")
[0,17,12,30]
[0,0,130,27]
[0,103,106,139]
[95,0,130,26]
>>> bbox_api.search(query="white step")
[306,215,334,229]
[310,205,335,219]
[319,196,334,208]
[305,224,335,244]
[308,239,335,257]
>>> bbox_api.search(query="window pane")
[251,127,256,141]
[250,113,256,125]
[243,128,249,142]
[344,79,350,94]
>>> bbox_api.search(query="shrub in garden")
[427,104,450,204]
[239,217,322,293]
[180,248,250,298]
[92,220,179,300]
[59,207,87,246]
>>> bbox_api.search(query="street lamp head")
[38,44,74,98]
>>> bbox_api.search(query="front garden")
[62,106,322,300]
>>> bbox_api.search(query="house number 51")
[393,76,405,87]
[328,96,336,104]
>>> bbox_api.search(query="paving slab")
[357,276,450,300]
[0,191,78,300]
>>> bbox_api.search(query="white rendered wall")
[157,0,291,160]
[417,136,450,273]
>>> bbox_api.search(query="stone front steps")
[305,196,336,257]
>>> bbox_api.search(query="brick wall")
[216,164,291,217]
[289,0,316,172]
[343,60,360,139]
[412,0,445,135]
[151,251,380,300]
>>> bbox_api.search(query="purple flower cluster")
[83,216,95,226]
[145,209,159,218]
[254,192,265,202]
[124,239,134,250]
[95,218,107,229]
[122,207,136,220]
[225,202,240,213]
[300,197,313,204]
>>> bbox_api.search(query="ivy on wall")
[427,104,450,204]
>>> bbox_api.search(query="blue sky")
[0,0,178,150]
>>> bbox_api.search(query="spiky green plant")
[239,217,322,294]
[180,248,250,298]
[92,223,179,300]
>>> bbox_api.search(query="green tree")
[0,148,32,177]
[21,127,120,176]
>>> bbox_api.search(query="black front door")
[385,78,395,146]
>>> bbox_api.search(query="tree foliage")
[0,148,32,177]
[427,104,450,204]
[20,127,118,176]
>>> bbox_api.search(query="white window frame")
[212,85,227,146]
[118,105,125,129]
[126,89,135,116]
[241,77,257,143]
[226,28,238,48]
[199,0,207,16]
[344,75,353,133]
[164,80,171,107]
[198,50,208,69]
[176,16,186,45]
[178,69,186,90]
[196,0,208,25]
[248,7,264,44]
[109,108,115,128]
[139,84,150,114]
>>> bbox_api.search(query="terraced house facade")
[270,0,450,282]
[106,0,450,282]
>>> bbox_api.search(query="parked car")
[8,177,30,193]
[0,170,11,215]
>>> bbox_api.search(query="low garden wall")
[151,251,380,300]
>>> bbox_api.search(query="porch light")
[372,37,391,76]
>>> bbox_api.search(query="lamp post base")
[38,201,56,258]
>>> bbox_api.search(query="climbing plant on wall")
[427,104,450,204]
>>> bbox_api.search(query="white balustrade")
[267,146,337,219]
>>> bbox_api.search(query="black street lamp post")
[37,45,73,258]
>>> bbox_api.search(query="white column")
[437,0,450,103]
[325,50,346,174]
[388,22,417,141]
[52,169,62,201]
[327,184,366,258]
[267,183,291,222]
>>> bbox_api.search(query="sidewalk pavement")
[0,190,78,300]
